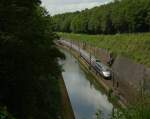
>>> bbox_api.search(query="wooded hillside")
[53,0,150,34]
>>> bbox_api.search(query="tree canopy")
[0,0,64,118]
[53,0,150,34]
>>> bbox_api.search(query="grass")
[58,32,150,67]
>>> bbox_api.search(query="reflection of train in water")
[58,40,111,79]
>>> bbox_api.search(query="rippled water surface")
[60,49,113,119]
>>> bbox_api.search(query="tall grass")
[58,32,150,67]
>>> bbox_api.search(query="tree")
[88,12,102,34]
[0,0,64,118]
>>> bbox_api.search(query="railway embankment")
[58,38,150,109]
[57,42,127,108]
[58,32,150,67]
[61,39,150,104]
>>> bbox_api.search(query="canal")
[60,49,113,119]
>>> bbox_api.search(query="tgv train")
[58,40,111,79]
[94,61,111,79]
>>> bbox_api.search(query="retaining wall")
[112,56,150,102]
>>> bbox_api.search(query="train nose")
[103,71,111,78]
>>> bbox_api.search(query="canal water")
[60,49,113,119]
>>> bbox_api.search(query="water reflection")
[60,49,113,119]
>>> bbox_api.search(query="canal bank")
[57,43,126,108]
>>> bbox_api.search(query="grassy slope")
[58,32,150,67]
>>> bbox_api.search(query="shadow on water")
[59,49,114,119]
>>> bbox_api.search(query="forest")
[0,0,64,118]
[53,0,150,34]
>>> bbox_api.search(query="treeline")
[53,0,150,34]
[0,0,64,119]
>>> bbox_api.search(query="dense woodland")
[53,0,150,34]
[0,0,64,118]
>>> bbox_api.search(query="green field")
[58,32,150,67]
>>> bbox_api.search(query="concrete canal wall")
[59,75,75,119]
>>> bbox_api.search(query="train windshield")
[97,63,110,71]
[102,66,110,72]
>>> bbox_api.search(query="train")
[58,40,111,79]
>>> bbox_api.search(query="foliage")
[0,0,64,119]
[111,99,150,119]
[53,0,150,34]
[94,96,150,119]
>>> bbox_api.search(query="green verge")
[58,32,150,67]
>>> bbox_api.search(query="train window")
[96,59,100,62]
